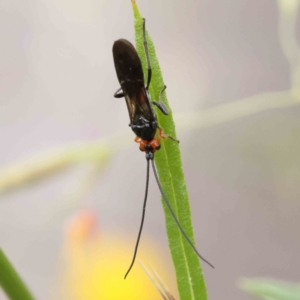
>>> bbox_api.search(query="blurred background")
[0,0,300,299]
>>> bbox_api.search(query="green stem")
[0,249,35,300]
[132,1,208,299]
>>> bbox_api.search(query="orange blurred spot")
[64,208,99,243]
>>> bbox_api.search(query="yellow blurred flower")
[59,208,175,300]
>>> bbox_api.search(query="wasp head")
[139,138,161,155]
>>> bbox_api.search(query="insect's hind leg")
[158,126,179,143]
[143,19,152,90]
[114,87,124,98]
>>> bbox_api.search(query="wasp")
[113,19,213,278]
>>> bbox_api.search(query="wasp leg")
[135,136,145,151]
[152,85,168,115]
[143,19,152,91]
[114,87,124,98]
[158,127,180,143]
[152,101,168,115]
[135,136,142,143]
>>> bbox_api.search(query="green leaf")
[0,141,111,194]
[132,2,208,299]
[240,278,300,300]
[0,249,35,300]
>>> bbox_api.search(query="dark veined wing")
[113,39,155,123]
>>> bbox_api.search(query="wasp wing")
[113,39,155,123]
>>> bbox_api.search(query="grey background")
[0,0,299,299]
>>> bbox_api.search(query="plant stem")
[0,249,35,300]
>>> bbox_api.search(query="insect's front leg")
[134,136,142,143]
[152,85,168,115]
[114,87,124,98]
[158,126,180,143]
[143,19,152,90]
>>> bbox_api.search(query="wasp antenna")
[150,160,214,269]
[124,158,151,279]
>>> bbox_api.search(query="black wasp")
[113,19,213,279]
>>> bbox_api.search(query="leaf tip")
[238,278,256,292]
[131,0,141,19]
